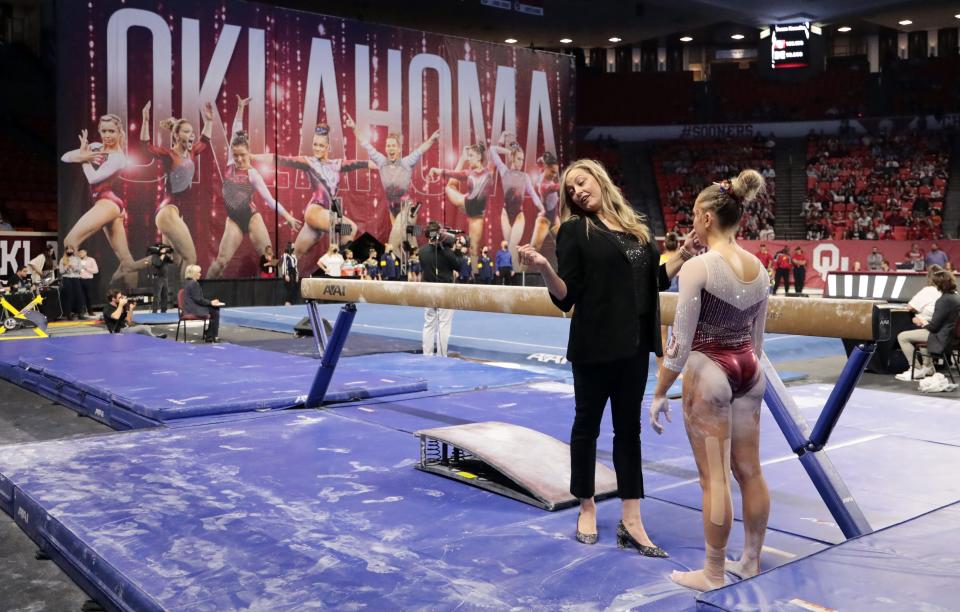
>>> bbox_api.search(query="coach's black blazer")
[550,214,670,364]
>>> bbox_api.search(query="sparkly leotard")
[363,141,423,217]
[491,148,542,224]
[664,250,769,397]
[538,175,560,222]
[443,168,493,218]
[148,137,209,215]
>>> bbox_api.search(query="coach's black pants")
[569,351,649,499]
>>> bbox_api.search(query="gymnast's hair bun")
[730,169,765,204]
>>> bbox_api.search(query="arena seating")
[803,132,950,240]
[652,138,777,238]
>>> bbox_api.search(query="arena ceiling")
[264,0,954,48]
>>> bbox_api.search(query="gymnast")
[649,169,770,591]
[519,159,697,556]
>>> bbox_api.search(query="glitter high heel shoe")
[616,521,668,558]
[575,511,598,545]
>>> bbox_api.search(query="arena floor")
[0,306,956,611]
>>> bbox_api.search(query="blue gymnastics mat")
[331,382,960,545]
[0,411,824,611]
[131,312,180,325]
[11,338,434,429]
[697,501,960,611]
[7,336,554,429]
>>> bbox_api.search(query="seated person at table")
[183,264,225,343]
[103,290,166,337]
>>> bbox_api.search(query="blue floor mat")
[698,501,960,611]
[232,332,422,358]
[12,340,430,428]
[331,381,960,545]
[0,411,823,611]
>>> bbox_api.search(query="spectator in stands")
[867,247,884,271]
[259,245,278,278]
[317,245,344,278]
[758,223,775,242]
[0,214,12,231]
[379,244,400,280]
[925,243,949,270]
[28,245,56,284]
[76,248,98,318]
[183,265,224,343]
[456,245,473,283]
[881,260,891,272]
[907,243,925,271]
[792,247,807,295]
[408,247,422,282]
[341,249,359,279]
[102,290,166,337]
[495,240,513,286]
[280,242,298,305]
[59,247,84,320]
[771,247,792,295]
[895,266,954,381]
[755,243,772,270]
[2,266,31,293]
[922,270,960,372]
[476,245,494,284]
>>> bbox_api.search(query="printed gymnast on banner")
[207,96,302,279]
[518,158,698,556]
[650,170,770,591]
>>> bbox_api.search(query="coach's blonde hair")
[559,158,651,243]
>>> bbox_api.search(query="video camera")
[426,223,463,248]
[147,243,174,256]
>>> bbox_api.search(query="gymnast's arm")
[654,257,707,396]
[661,230,702,282]
[751,296,769,358]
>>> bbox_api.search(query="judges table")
[825,271,921,374]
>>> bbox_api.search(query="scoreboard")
[771,22,811,69]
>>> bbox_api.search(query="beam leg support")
[305,303,357,409]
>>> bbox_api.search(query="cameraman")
[103,290,166,337]
[149,243,175,313]
[419,221,463,356]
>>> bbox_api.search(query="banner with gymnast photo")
[56,0,575,295]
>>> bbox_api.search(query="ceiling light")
[680,36,693,42]
[731,34,745,40]
[608,37,622,43]
[560,38,572,44]
[504,38,517,44]
[898,19,912,26]
[837,26,852,33]
[955,14,960,19]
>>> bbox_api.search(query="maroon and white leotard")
[538,174,560,222]
[664,250,769,397]
[60,148,127,214]
[490,148,543,224]
[147,136,210,215]
[277,156,367,208]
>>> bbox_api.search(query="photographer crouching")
[419,221,464,356]
[103,290,167,338]
[149,243,175,313]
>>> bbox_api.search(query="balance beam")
[301,279,885,341]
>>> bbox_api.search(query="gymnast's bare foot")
[670,568,725,591]
[725,556,760,579]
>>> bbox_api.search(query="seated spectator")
[183,264,224,343]
[922,271,960,367]
[867,247,884,271]
[895,265,944,380]
[925,243,949,269]
[102,290,166,338]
